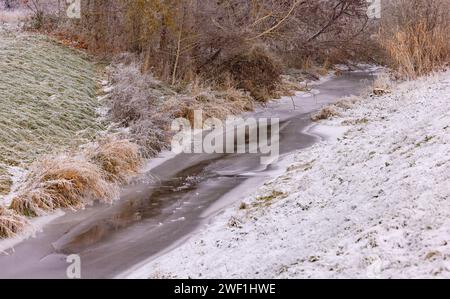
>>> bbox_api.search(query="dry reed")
[87,139,142,183]
[0,206,28,239]
[10,156,118,217]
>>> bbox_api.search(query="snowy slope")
[129,71,450,279]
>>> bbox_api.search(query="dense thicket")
[3,0,450,80]
[75,1,370,84]
[378,0,450,78]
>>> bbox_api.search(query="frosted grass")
[0,28,104,196]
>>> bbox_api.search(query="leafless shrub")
[107,60,173,157]
[44,1,372,85]
[217,47,282,101]
[20,0,61,29]
[108,58,254,157]
[109,61,172,125]
[1,0,19,10]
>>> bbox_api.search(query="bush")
[311,106,340,121]
[10,156,117,217]
[219,47,282,101]
[372,73,392,95]
[107,57,254,157]
[7,138,142,219]
[87,139,142,183]
[0,206,28,239]
[378,0,450,78]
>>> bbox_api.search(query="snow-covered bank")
[129,70,450,279]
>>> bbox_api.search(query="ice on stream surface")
[128,71,450,279]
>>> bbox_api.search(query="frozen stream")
[0,70,375,279]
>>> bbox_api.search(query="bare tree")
[29,0,371,86]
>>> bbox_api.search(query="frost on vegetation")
[372,72,393,96]
[312,95,364,122]
[0,205,28,239]
[0,29,137,238]
[0,137,142,238]
[85,138,142,184]
[107,56,253,158]
[0,29,105,197]
[9,155,117,217]
[311,106,340,121]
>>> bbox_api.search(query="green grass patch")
[0,29,104,196]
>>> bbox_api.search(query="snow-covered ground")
[128,70,450,279]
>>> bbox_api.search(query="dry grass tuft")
[378,1,450,78]
[186,80,254,120]
[87,139,142,183]
[0,171,13,196]
[10,156,117,217]
[379,22,449,78]
[372,73,392,96]
[0,206,28,239]
[311,106,340,121]
[334,96,361,110]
